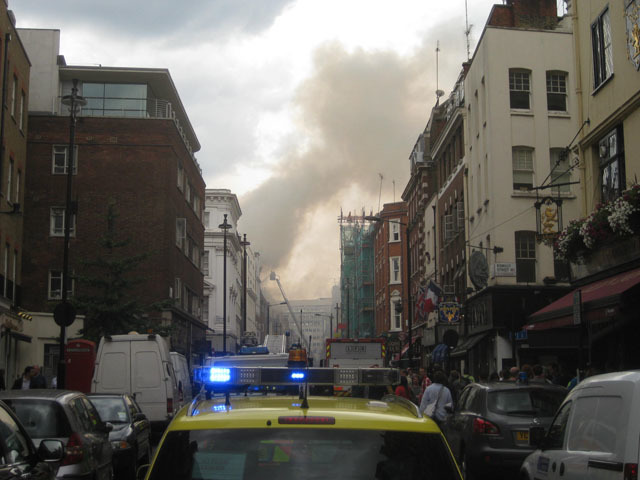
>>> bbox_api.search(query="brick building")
[0,5,32,382]
[372,202,408,341]
[18,29,207,379]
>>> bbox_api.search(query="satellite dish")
[469,250,489,290]
[436,89,445,98]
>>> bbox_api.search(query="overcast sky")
[9,1,564,301]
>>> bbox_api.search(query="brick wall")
[23,115,205,319]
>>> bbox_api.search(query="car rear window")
[487,389,565,417]
[149,428,460,480]
[3,399,72,438]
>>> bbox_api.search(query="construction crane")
[269,272,310,351]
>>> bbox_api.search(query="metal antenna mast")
[465,0,472,61]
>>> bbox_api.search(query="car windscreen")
[89,397,130,424]
[149,428,460,480]
[3,399,72,438]
[487,389,566,417]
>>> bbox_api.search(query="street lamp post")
[56,80,86,389]
[218,214,231,354]
[240,234,250,334]
[365,215,412,368]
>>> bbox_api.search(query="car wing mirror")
[38,439,65,462]
[529,425,546,448]
[102,422,114,433]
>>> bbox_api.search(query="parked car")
[0,398,64,480]
[521,370,640,480]
[0,390,113,480]
[88,393,151,480]
[441,381,567,479]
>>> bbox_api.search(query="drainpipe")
[0,34,11,190]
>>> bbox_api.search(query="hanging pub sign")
[438,302,461,324]
[535,196,563,245]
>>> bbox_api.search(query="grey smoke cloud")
[241,16,470,296]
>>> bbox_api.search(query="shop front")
[525,267,640,371]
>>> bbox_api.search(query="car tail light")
[167,398,174,414]
[625,463,638,480]
[61,432,84,465]
[472,417,500,435]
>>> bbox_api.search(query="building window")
[550,148,571,193]
[176,218,186,250]
[203,211,210,228]
[19,91,25,131]
[177,162,184,191]
[591,7,613,90]
[598,126,625,204]
[174,278,182,306]
[202,295,209,320]
[50,207,76,237]
[389,220,401,242]
[2,244,8,298]
[553,251,571,282]
[10,76,16,118]
[52,146,77,175]
[509,69,531,109]
[391,298,402,331]
[203,250,210,276]
[6,158,12,203]
[546,71,567,111]
[390,256,401,284]
[48,270,74,300]
[15,170,20,204]
[512,147,534,190]
[515,231,536,283]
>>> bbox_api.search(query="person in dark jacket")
[30,365,47,389]
[12,366,34,390]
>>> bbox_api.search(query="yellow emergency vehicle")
[142,363,462,479]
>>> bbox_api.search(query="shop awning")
[526,267,640,331]
[450,332,488,358]
[431,343,449,363]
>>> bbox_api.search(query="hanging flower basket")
[555,184,640,264]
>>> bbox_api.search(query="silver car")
[0,390,113,480]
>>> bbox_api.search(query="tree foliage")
[73,201,172,342]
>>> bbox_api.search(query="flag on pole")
[424,280,443,313]
[415,286,427,320]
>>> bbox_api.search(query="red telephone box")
[65,339,96,393]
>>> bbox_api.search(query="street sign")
[573,290,582,325]
[54,301,76,327]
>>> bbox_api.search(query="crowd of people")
[391,361,598,424]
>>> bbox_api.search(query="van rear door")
[93,341,132,394]
[131,341,167,422]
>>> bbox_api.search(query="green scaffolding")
[339,216,375,338]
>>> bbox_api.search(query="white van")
[92,333,179,437]
[170,352,192,407]
[521,370,640,479]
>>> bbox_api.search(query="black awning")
[450,332,488,358]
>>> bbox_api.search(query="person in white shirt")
[12,366,33,390]
[419,370,453,427]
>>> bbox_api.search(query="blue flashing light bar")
[209,368,231,383]
[194,366,399,388]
